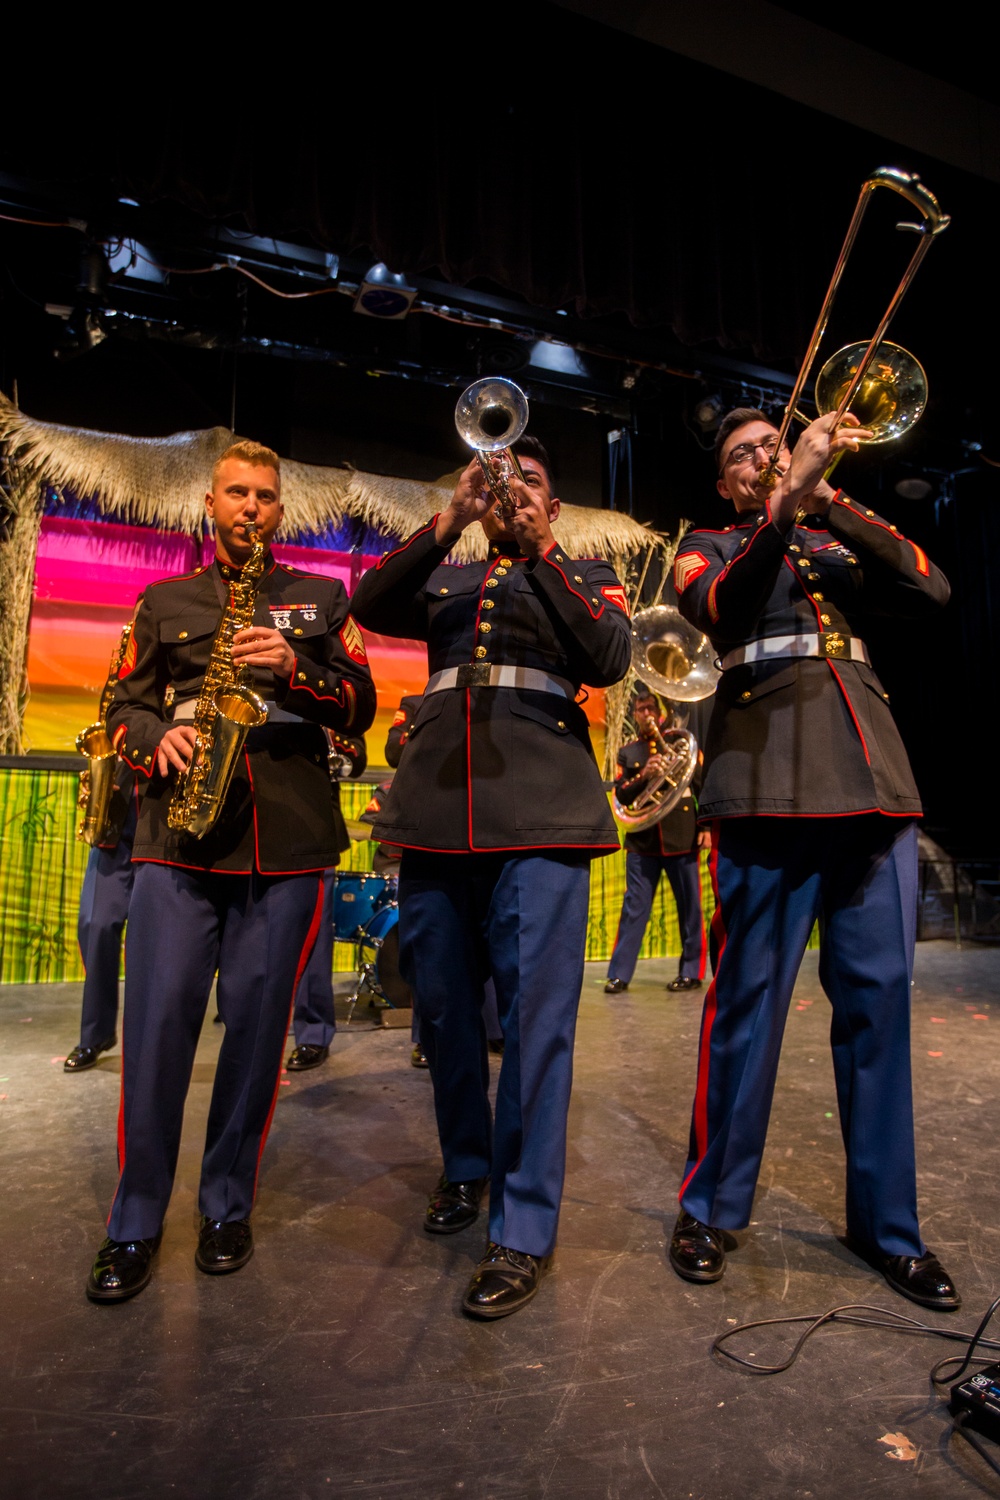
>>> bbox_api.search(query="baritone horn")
[760,166,949,490]
[455,377,529,520]
[612,607,719,830]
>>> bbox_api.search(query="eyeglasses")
[724,435,784,468]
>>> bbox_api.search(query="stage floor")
[2,942,999,1499]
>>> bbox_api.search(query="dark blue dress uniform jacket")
[107,554,377,873]
[673,492,950,818]
[351,521,632,852]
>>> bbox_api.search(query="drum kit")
[333,870,413,1023]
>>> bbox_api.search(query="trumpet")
[455,377,529,521]
[760,167,949,490]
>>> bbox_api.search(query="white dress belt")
[720,632,870,671]
[172,699,304,724]
[424,664,575,699]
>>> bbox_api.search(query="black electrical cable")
[712,1301,998,1374]
[714,1297,1000,1476]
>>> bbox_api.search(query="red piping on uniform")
[374,517,437,570]
[251,873,325,1204]
[131,854,336,875]
[541,543,604,619]
[466,688,474,846]
[679,823,723,1201]
[826,661,870,765]
[699,806,914,821]
[385,837,622,854]
[783,554,826,629]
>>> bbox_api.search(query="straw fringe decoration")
[0,395,670,766]
[0,395,659,567]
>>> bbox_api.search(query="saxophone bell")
[75,724,118,845]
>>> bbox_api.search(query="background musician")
[604,690,708,996]
[86,440,375,1303]
[667,407,960,1312]
[351,436,630,1318]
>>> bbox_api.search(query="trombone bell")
[815,340,927,444]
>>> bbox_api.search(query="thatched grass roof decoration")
[0,394,663,568]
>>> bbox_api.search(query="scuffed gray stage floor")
[2,941,999,1500]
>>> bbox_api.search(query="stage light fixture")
[353,263,417,320]
[693,393,723,432]
[894,477,933,500]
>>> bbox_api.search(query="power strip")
[951,1362,1000,1442]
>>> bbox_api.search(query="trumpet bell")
[455,377,529,453]
[815,340,927,444]
[630,606,720,702]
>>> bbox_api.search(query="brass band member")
[86,441,375,1302]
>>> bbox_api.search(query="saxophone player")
[86,440,376,1303]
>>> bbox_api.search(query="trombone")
[455,377,529,520]
[760,167,950,489]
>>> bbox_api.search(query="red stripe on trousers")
[679,824,725,1200]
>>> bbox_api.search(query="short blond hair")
[212,440,281,487]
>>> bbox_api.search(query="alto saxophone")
[76,620,136,846]
[168,524,269,839]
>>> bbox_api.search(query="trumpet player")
[667,407,959,1312]
[85,441,375,1303]
[604,690,709,997]
[351,435,630,1319]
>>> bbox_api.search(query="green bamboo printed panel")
[3,768,814,985]
[0,769,92,984]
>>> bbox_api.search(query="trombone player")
[667,406,960,1311]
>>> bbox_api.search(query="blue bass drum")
[357,902,413,1009]
[331,871,389,939]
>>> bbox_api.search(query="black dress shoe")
[857,1244,961,1311]
[411,1043,429,1068]
[666,976,702,993]
[424,1175,489,1235]
[195,1217,254,1275]
[462,1241,552,1319]
[669,1211,727,1282]
[86,1233,161,1302]
[64,1036,117,1072]
[286,1044,329,1071]
[604,978,628,994]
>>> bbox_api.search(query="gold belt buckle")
[820,631,847,658]
[456,663,493,688]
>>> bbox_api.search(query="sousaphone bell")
[613,607,720,832]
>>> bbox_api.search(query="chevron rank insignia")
[600,584,629,614]
[340,615,368,663]
[674,551,710,594]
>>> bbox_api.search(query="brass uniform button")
[557,720,566,730]
[796,559,808,568]
[740,539,747,548]
[474,646,487,659]
[479,622,491,633]
[318,679,325,688]
[890,524,899,533]
[821,614,831,625]
[555,554,564,562]
[882,692,890,700]
[178,630,188,639]
[294,627,303,636]
[788,545,800,553]
[592,597,599,605]
[482,600,494,610]
[740,691,752,701]
[297,672,307,682]
[485,579,498,589]
[812,592,825,602]
[439,587,449,595]
[865,509,875,517]
[807,571,820,581]
[144,756,151,765]
[847,558,858,566]
[574,574,583,583]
